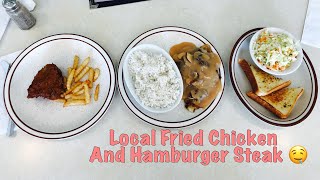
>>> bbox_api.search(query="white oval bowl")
[123,44,183,114]
[249,27,303,76]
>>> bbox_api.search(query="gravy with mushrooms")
[170,42,222,112]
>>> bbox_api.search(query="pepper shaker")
[2,0,36,30]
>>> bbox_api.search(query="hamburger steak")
[27,64,66,100]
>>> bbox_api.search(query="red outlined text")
[89,129,283,165]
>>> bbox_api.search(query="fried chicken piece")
[27,64,66,100]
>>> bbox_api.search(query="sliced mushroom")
[192,72,198,79]
[186,53,194,63]
[191,89,208,100]
[192,98,201,105]
[203,53,210,60]
[198,89,209,100]
[198,59,210,67]
[200,44,212,53]
[183,56,192,67]
[187,105,196,112]
[193,51,202,60]
[192,79,204,88]
[200,47,208,53]
[190,89,198,99]
[177,52,186,60]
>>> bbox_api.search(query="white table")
[0,0,319,179]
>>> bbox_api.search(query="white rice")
[128,50,180,109]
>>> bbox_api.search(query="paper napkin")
[0,50,21,135]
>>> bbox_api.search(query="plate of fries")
[3,34,116,139]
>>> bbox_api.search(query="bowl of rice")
[249,27,303,76]
[123,44,184,113]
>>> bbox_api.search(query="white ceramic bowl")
[249,27,303,76]
[123,44,183,113]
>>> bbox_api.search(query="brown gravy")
[170,42,222,112]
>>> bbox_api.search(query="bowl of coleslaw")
[249,27,303,76]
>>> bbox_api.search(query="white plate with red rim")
[118,26,225,128]
[229,28,318,126]
[3,34,116,139]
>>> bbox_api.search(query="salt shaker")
[2,0,36,30]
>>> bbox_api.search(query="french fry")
[74,89,85,95]
[72,94,86,100]
[72,80,89,94]
[75,57,90,77]
[64,94,73,99]
[63,99,86,107]
[55,99,66,103]
[88,68,94,88]
[94,84,100,101]
[73,55,79,69]
[72,83,84,94]
[84,83,90,104]
[64,82,82,95]
[67,68,75,90]
[65,94,85,100]
[64,76,67,84]
[75,66,90,82]
[68,68,72,76]
[93,68,100,82]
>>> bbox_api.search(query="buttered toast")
[239,59,291,96]
[247,88,304,119]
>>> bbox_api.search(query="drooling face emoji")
[289,145,307,164]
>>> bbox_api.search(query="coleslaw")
[253,30,299,71]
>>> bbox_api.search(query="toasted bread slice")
[239,59,291,96]
[247,88,304,119]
